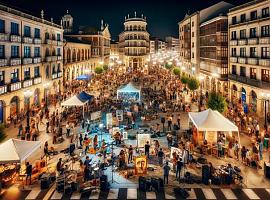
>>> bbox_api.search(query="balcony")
[259,37,270,44]
[259,59,270,66]
[230,57,237,63]
[246,78,261,87]
[22,79,33,88]
[33,38,41,44]
[23,37,33,44]
[10,58,21,66]
[0,58,7,67]
[57,41,62,46]
[10,35,21,42]
[238,57,247,64]
[9,82,21,92]
[51,56,57,61]
[33,57,41,64]
[238,39,247,45]
[57,56,62,60]
[228,74,237,81]
[52,40,57,45]
[237,75,247,83]
[57,72,62,78]
[0,85,7,95]
[230,40,238,46]
[45,56,52,62]
[247,57,258,65]
[0,33,9,41]
[248,38,258,45]
[33,77,42,85]
[23,58,33,65]
[229,74,262,88]
[262,81,270,90]
[45,39,52,44]
[52,73,58,79]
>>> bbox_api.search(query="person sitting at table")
[217,140,223,158]
[56,158,64,174]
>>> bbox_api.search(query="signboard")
[91,111,101,121]
[170,147,183,159]
[134,155,147,175]
[106,113,113,129]
[123,131,128,140]
[116,110,123,121]
[137,134,151,148]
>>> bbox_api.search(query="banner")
[134,155,147,175]
[137,134,151,148]
[116,110,123,121]
[91,111,101,121]
[106,113,113,129]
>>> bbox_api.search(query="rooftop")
[229,0,267,12]
[64,36,91,45]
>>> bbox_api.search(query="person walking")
[163,161,171,184]
[66,122,71,137]
[144,141,150,158]
[176,158,183,181]
[79,133,83,147]
[128,145,133,164]
[158,148,164,166]
[177,114,181,128]
[25,162,32,185]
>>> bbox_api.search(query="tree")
[173,68,181,76]
[180,75,189,85]
[103,65,109,71]
[187,77,199,92]
[0,124,6,142]
[94,66,104,74]
[206,92,227,113]
[165,63,173,70]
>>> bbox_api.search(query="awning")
[76,74,92,81]
[0,139,41,164]
[61,95,88,107]
[78,91,94,102]
[117,82,141,93]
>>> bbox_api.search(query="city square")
[0,0,269,199]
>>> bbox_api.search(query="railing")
[248,38,258,45]
[33,77,42,84]
[8,82,21,92]
[238,39,247,45]
[33,57,41,64]
[230,57,237,63]
[23,37,33,44]
[33,38,41,44]
[10,35,21,42]
[247,57,258,65]
[10,58,21,66]
[0,85,7,95]
[57,56,62,60]
[52,40,57,45]
[230,40,237,46]
[45,56,52,62]
[259,59,270,66]
[57,72,62,78]
[22,79,33,88]
[51,56,57,61]
[0,58,7,67]
[23,58,33,64]
[45,39,52,44]
[259,37,270,44]
[238,57,247,64]
[52,73,58,79]
[0,33,9,41]
[57,41,62,46]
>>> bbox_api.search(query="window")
[240,14,246,23]
[57,63,61,72]
[192,52,194,58]
[232,65,237,75]
[0,71,4,85]
[231,31,237,40]
[34,66,40,78]
[0,45,4,58]
[250,47,257,58]
[57,33,61,41]
[0,19,5,33]
[11,22,19,35]
[52,65,56,74]
[34,47,40,57]
[11,46,19,58]
[240,66,246,77]
[250,68,256,79]
[262,7,269,18]
[34,28,40,38]
[10,69,19,82]
[250,10,257,20]
[192,21,194,27]
[24,67,30,80]
[250,28,256,38]
[261,25,270,37]
[24,46,31,58]
[262,69,270,82]
[192,42,194,47]
[240,29,246,39]
[240,48,246,57]
[57,48,61,56]
[232,16,237,24]
[231,48,237,57]
[24,26,31,37]
[192,32,194,37]
[262,47,270,58]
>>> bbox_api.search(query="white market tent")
[117,82,141,101]
[0,139,41,164]
[188,109,240,144]
[61,95,88,117]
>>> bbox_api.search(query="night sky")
[1,0,250,40]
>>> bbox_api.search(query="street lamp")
[43,82,50,109]
[261,92,270,127]
[24,90,33,132]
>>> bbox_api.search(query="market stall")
[61,95,88,118]
[76,74,92,81]
[188,109,239,156]
[117,82,141,101]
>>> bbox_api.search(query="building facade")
[119,13,150,70]
[149,37,166,54]
[0,4,63,124]
[228,0,270,114]
[199,16,229,96]
[165,36,179,53]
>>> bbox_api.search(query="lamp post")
[261,92,270,127]
[24,90,33,132]
[43,82,50,109]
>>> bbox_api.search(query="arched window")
[45,48,50,56]
[45,32,49,39]
[77,50,80,61]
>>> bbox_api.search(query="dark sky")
[1,0,250,40]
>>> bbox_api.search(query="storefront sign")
[134,155,147,175]
[137,134,151,148]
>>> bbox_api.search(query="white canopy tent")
[61,95,88,117]
[0,139,41,164]
[117,82,141,101]
[188,109,240,145]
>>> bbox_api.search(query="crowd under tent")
[61,95,88,117]
[117,82,141,101]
